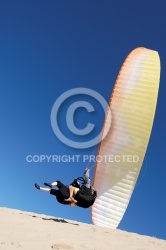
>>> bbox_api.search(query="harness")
[71,177,97,208]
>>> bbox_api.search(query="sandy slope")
[0,207,165,250]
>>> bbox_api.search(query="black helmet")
[70,177,85,188]
[70,178,81,188]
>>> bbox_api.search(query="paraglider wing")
[92,47,160,228]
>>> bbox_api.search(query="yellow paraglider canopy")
[92,47,160,229]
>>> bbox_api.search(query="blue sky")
[0,0,166,240]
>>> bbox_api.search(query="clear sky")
[0,0,166,240]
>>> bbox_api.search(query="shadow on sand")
[19,213,79,226]
[42,217,79,226]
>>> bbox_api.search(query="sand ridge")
[0,207,165,250]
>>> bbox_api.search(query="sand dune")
[0,207,165,250]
